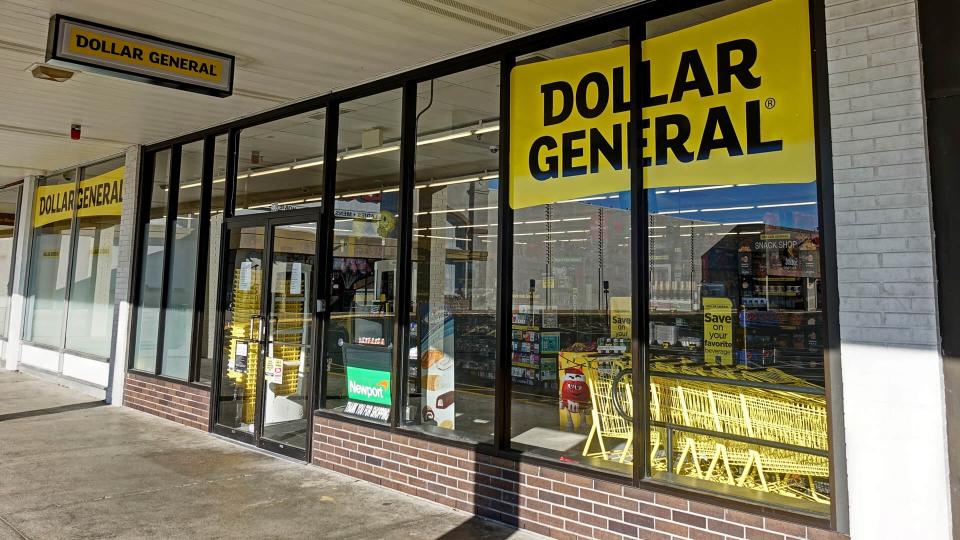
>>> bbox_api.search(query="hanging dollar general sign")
[33,167,124,228]
[509,0,814,209]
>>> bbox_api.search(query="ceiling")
[0,0,646,185]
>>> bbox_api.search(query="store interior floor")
[0,370,538,540]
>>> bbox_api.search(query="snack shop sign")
[46,15,234,96]
[509,0,815,208]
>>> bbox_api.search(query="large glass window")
[197,134,230,384]
[161,142,204,379]
[322,89,402,424]
[642,0,829,516]
[132,150,171,372]
[0,186,20,338]
[235,111,326,214]
[508,31,634,476]
[64,157,124,357]
[402,66,501,443]
[24,170,77,347]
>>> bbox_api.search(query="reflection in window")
[403,65,500,443]
[322,89,402,424]
[235,111,325,214]
[508,30,634,476]
[643,0,829,516]
[64,157,124,357]
[132,151,171,372]
[0,187,19,338]
[197,135,230,384]
[161,141,204,379]
[24,171,77,347]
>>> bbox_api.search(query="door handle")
[249,314,263,341]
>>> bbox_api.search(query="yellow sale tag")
[703,297,734,366]
[509,0,815,209]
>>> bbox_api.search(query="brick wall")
[312,416,845,540]
[123,372,210,430]
[826,0,951,537]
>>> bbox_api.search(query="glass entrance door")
[214,215,319,460]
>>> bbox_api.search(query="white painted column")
[107,145,140,405]
[827,0,951,537]
[4,176,38,372]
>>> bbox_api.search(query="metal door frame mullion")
[190,135,215,383]
[155,145,182,376]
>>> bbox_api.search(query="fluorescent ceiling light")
[756,201,816,208]
[474,125,500,134]
[249,166,292,177]
[417,130,472,146]
[292,158,324,170]
[722,221,764,226]
[481,173,499,180]
[699,206,755,212]
[669,184,734,193]
[341,144,400,160]
[417,234,471,242]
[428,176,479,188]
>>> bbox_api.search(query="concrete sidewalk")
[0,370,536,540]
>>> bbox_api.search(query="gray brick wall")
[108,145,140,404]
[826,1,951,538]
[826,0,938,348]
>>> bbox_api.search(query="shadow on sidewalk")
[434,515,521,540]
[0,401,105,423]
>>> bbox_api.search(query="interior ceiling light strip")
[756,201,817,208]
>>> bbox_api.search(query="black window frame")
[129,0,845,530]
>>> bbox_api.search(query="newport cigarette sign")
[46,15,234,96]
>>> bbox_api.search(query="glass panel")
[161,141,204,379]
[197,135,230,385]
[217,225,265,432]
[24,170,77,347]
[64,156,124,357]
[132,150,171,372]
[322,89,402,424]
[403,65,500,443]
[0,186,20,338]
[645,0,829,516]
[262,222,317,449]
[508,30,633,476]
[235,111,325,214]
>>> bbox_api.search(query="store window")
[508,30,634,476]
[0,186,20,338]
[235,111,326,213]
[62,157,124,357]
[197,135,230,384]
[161,141,204,379]
[322,89,402,424]
[24,170,77,347]
[132,150,171,372]
[642,0,829,515]
[402,66,501,443]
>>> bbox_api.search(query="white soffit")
[0,0,635,183]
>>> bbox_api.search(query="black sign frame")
[45,14,235,97]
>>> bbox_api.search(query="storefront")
[5,0,950,537]
[116,0,850,533]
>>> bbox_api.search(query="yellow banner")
[703,297,734,365]
[33,167,124,228]
[509,0,815,209]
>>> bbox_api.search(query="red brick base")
[312,416,845,540]
[123,373,210,431]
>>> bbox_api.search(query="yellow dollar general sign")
[509,0,815,209]
[33,167,124,228]
[703,297,734,366]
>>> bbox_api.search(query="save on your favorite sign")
[46,15,234,97]
[509,0,815,209]
[33,167,124,228]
